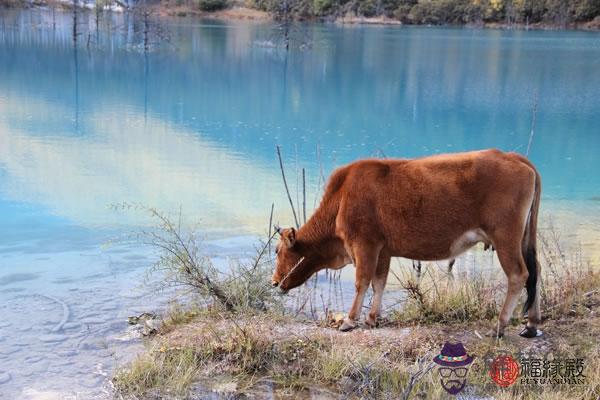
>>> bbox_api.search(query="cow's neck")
[297,202,338,252]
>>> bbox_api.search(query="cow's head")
[271,227,311,292]
[271,226,350,293]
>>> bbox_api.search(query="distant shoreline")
[335,16,600,31]
[3,1,600,31]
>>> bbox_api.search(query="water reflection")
[1,9,600,241]
[0,97,291,230]
[0,9,599,397]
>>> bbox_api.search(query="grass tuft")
[113,347,201,397]
[391,265,501,324]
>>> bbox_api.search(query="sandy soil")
[155,4,271,21]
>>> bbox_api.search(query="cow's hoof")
[519,326,543,338]
[365,317,377,328]
[339,319,357,332]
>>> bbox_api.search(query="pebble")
[56,350,78,357]
[112,325,143,342]
[80,318,105,325]
[78,374,106,388]
[39,334,68,343]
[108,321,126,330]
[25,355,44,363]
[0,372,11,384]
[143,319,162,336]
[17,325,32,332]
[24,360,50,375]
[79,339,104,351]
[212,381,237,393]
[0,348,20,357]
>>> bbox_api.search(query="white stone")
[0,372,11,384]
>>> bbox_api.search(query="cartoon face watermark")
[433,342,474,395]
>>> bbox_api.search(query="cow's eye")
[275,247,279,255]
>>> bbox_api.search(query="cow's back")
[334,149,537,260]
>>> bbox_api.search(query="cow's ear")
[283,227,296,248]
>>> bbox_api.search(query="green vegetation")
[140,207,281,314]
[253,0,600,27]
[0,0,27,7]
[196,0,227,11]
[3,0,598,28]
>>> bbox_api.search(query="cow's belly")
[447,228,490,258]
[391,228,490,261]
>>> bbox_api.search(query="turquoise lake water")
[1,9,600,398]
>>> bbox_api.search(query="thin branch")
[526,91,538,157]
[268,202,274,255]
[302,167,307,224]
[276,145,300,228]
[401,360,435,400]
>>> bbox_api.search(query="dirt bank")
[113,303,600,399]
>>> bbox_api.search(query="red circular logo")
[489,354,520,387]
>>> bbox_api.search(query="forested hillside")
[1,0,599,28]
[252,0,600,26]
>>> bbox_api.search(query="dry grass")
[391,224,600,328]
[391,264,502,324]
[113,309,600,399]
[539,224,599,319]
[113,222,600,399]
[113,347,201,398]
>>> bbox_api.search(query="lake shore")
[112,232,600,399]
[113,301,600,399]
[3,1,600,31]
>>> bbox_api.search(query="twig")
[148,209,234,310]
[526,91,538,157]
[302,167,307,224]
[251,231,277,271]
[268,203,274,255]
[276,145,300,228]
[314,142,327,209]
[401,359,435,400]
[35,294,70,332]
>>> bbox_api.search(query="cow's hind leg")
[339,243,381,332]
[495,243,530,338]
[366,252,391,328]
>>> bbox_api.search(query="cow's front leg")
[339,243,381,332]
[366,253,390,328]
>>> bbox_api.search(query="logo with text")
[484,350,586,386]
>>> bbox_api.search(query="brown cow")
[272,149,542,338]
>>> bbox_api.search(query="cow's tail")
[522,167,542,315]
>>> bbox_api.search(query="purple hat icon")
[433,342,474,367]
